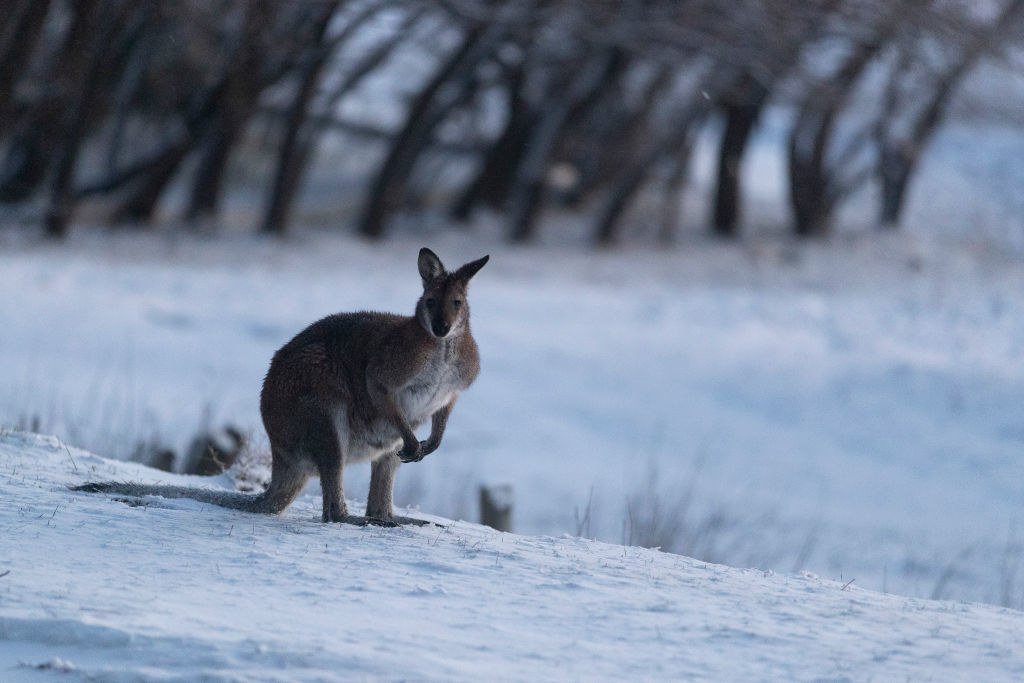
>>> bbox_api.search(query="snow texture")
[2,432,1023,681]
[2,230,1023,611]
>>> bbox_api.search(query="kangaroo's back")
[260,311,406,424]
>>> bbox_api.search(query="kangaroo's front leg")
[420,399,456,458]
[368,379,421,462]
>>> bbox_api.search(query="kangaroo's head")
[416,248,489,339]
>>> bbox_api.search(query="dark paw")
[398,441,424,463]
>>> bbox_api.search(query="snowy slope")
[2,431,1023,681]
[1,231,1023,610]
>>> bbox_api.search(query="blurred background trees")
[0,0,1020,243]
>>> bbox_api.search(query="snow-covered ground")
[3,432,1024,680]
[1,226,1023,615]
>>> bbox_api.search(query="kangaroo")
[73,248,488,526]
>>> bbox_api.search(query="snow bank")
[2,432,1023,680]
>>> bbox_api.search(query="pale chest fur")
[398,341,463,426]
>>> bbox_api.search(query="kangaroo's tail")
[70,481,284,514]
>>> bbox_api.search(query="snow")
[2,228,1024,616]
[2,431,1024,680]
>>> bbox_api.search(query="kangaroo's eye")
[453,300,462,309]
[425,298,437,308]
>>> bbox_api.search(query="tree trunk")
[46,1,141,238]
[878,0,1024,228]
[563,65,671,208]
[0,0,52,130]
[878,146,914,227]
[357,23,495,239]
[184,3,275,223]
[595,111,700,246]
[261,114,316,236]
[111,73,225,225]
[450,66,530,221]
[507,49,620,243]
[788,106,831,237]
[658,146,692,246]
[0,0,100,203]
[787,32,888,238]
[262,1,386,235]
[712,97,763,237]
[112,141,193,224]
[184,124,236,222]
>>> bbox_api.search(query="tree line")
[0,0,1020,243]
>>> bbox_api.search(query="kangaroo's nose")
[433,321,450,337]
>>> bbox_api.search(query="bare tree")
[261,2,427,236]
[0,0,105,203]
[184,3,280,223]
[711,0,841,237]
[506,46,623,242]
[0,0,52,133]
[786,3,910,237]
[0,0,1009,246]
[356,8,510,239]
[45,0,147,238]
[875,0,1024,227]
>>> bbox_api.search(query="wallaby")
[73,248,488,526]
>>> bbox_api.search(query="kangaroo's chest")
[399,350,461,425]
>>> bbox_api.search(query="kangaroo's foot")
[322,513,373,526]
[359,514,431,527]
[364,516,400,528]
[321,514,394,527]
[391,515,431,527]
[321,499,350,523]
[343,514,371,526]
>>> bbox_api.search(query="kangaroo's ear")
[418,248,445,282]
[455,255,489,283]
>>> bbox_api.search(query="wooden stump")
[479,484,513,532]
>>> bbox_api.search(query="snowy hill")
[3,232,1024,609]
[2,431,1023,680]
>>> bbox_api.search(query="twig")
[841,578,856,591]
[60,440,79,473]
[0,570,10,578]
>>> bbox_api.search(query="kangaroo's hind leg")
[366,452,400,524]
[318,458,349,523]
[255,449,312,514]
[303,411,353,523]
[366,452,429,527]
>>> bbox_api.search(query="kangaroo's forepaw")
[399,440,430,463]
